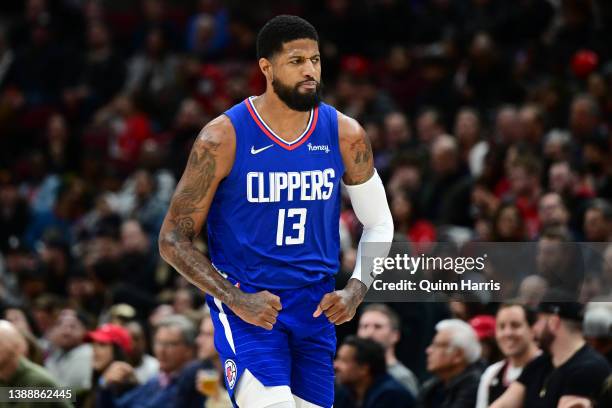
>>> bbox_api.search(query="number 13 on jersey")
[276,208,307,246]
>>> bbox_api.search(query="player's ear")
[259,57,273,82]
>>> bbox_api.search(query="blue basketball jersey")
[207,97,344,289]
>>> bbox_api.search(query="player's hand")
[233,291,282,330]
[313,278,367,325]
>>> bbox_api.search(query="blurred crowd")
[1,0,612,407]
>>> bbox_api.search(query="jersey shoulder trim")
[244,97,319,151]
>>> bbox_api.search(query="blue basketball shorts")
[206,275,336,408]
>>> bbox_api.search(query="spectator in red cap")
[470,314,502,365]
[83,323,134,407]
[87,323,133,358]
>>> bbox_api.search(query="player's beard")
[272,77,322,111]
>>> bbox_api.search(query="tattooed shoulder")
[338,112,374,185]
[166,115,236,241]
[184,115,235,183]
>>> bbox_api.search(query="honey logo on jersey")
[307,143,330,153]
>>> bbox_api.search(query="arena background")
[0,0,611,406]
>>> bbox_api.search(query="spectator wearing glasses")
[418,319,483,408]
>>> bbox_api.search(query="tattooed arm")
[338,112,374,186]
[159,115,281,330]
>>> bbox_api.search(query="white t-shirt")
[45,343,93,391]
[476,360,524,408]
[134,354,160,384]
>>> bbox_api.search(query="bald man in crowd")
[0,319,72,407]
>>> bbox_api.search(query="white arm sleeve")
[344,169,393,288]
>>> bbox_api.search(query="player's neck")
[253,92,311,142]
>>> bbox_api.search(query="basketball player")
[159,15,393,408]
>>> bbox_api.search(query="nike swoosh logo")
[251,144,274,154]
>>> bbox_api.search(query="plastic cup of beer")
[197,368,219,397]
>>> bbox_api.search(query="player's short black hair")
[256,15,318,59]
[342,335,387,378]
